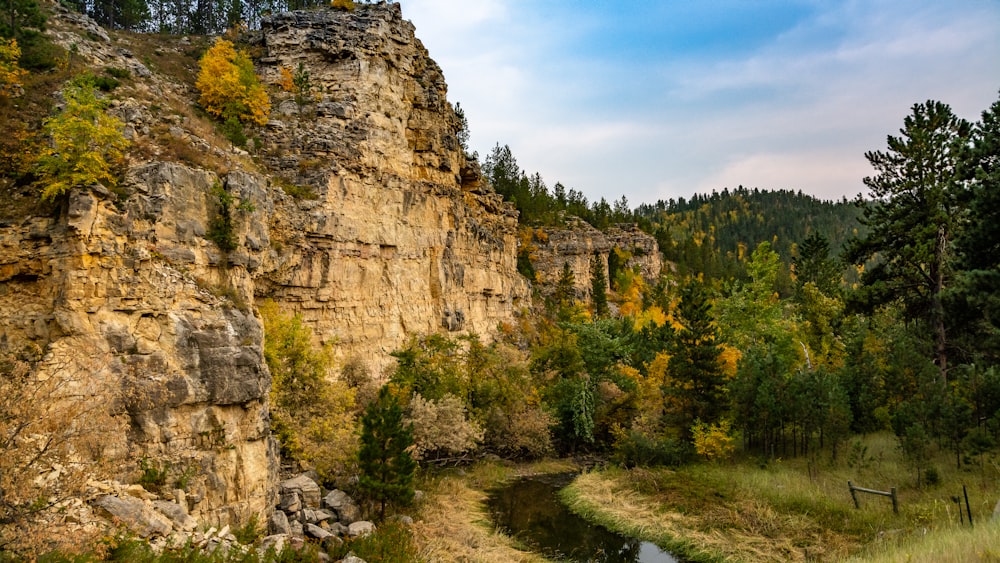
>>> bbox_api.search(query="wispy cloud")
[403,0,1000,205]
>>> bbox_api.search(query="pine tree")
[956,92,1000,331]
[553,261,575,307]
[847,100,972,383]
[667,279,725,437]
[793,232,840,297]
[590,253,609,317]
[358,386,416,521]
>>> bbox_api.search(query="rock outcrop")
[531,218,662,300]
[0,0,530,537]
[251,5,530,376]
[0,165,278,527]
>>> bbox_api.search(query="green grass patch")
[562,433,1000,562]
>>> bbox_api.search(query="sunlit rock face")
[252,4,529,376]
[0,164,277,527]
[0,1,532,533]
[532,218,662,301]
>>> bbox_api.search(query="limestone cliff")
[250,5,529,376]
[0,1,529,533]
[531,218,662,300]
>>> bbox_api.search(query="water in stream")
[486,473,681,563]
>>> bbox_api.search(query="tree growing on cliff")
[0,38,25,98]
[33,76,129,201]
[358,386,416,520]
[196,38,270,128]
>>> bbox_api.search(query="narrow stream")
[486,473,681,563]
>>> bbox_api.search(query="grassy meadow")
[553,433,1000,562]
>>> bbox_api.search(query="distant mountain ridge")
[635,187,864,287]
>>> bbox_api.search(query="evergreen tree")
[667,279,725,438]
[358,386,416,520]
[553,261,575,308]
[793,232,840,297]
[1,0,46,41]
[846,100,972,383]
[590,253,609,317]
[956,92,1000,334]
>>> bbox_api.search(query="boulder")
[94,495,173,538]
[269,509,291,535]
[279,491,301,513]
[305,523,332,540]
[322,489,350,510]
[336,502,362,525]
[152,500,198,531]
[347,520,375,538]
[281,475,321,509]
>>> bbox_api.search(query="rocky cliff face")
[531,218,662,300]
[250,5,529,376]
[0,164,276,527]
[0,1,529,532]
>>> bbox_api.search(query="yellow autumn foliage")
[0,38,27,98]
[692,419,735,461]
[34,78,129,201]
[259,300,358,485]
[718,344,741,379]
[278,66,295,92]
[196,38,270,126]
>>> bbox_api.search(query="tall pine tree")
[956,92,1000,333]
[358,386,416,520]
[847,100,972,383]
[590,253,609,317]
[667,279,725,438]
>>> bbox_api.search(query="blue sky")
[402,0,1000,206]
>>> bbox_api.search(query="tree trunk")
[933,224,948,384]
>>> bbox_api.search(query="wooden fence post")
[848,480,898,514]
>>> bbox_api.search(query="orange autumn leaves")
[195,38,270,127]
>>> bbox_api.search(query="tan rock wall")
[253,5,529,376]
[0,163,277,527]
[532,219,662,301]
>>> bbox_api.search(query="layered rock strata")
[0,1,532,534]
[251,5,529,376]
[531,218,662,300]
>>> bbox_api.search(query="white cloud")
[401,0,1000,205]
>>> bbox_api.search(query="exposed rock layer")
[252,5,529,375]
[0,1,530,531]
[532,218,662,300]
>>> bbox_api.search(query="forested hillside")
[639,188,864,289]
[483,140,864,291]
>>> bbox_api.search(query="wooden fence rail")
[848,480,898,514]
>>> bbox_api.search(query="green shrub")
[923,466,940,486]
[232,513,261,544]
[137,457,169,492]
[611,430,692,468]
[221,116,247,148]
[105,66,131,79]
[328,519,418,562]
